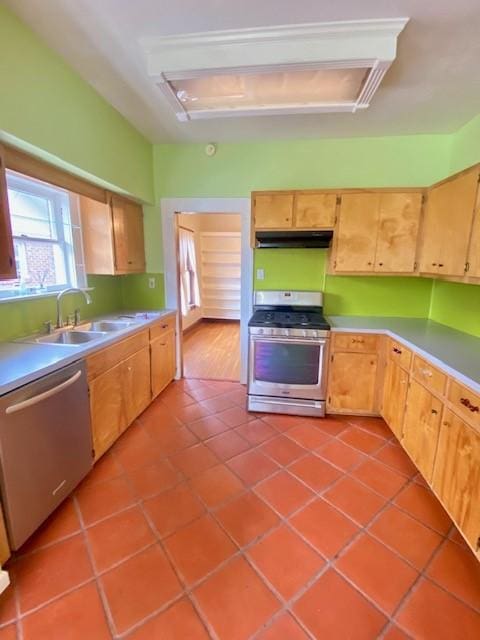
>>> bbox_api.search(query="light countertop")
[0,309,176,396]
[327,316,480,393]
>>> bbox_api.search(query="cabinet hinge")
[413,261,418,271]
[330,354,334,362]
[336,196,341,205]
[476,536,480,551]
[328,396,331,404]
[465,261,470,273]
[333,260,337,269]
[421,194,426,205]
[91,448,95,459]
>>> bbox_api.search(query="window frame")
[0,171,81,299]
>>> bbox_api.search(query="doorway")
[176,211,242,381]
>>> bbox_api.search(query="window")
[0,171,86,299]
[178,227,200,315]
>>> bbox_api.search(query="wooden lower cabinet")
[89,363,126,460]
[401,380,443,483]
[123,347,151,426]
[432,410,480,558]
[0,506,10,565]
[381,359,409,440]
[328,351,379,414]
[151,330,176,398]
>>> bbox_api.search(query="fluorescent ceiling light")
[141,19,409,121]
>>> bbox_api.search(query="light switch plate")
[148,277,156,289]
[256,268,265,280]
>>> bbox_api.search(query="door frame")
[161,197,252,384]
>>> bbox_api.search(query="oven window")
[254,341,320,385]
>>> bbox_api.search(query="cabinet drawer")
[150,314,176,341]
[412,356,447,396]
[87,330,149,380]
[332,332,379,353]
[448,380,480,430]
[388,339,412,370]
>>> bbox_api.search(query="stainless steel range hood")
[255,230,334,249]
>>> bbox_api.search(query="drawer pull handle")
[460,397,479,413]
[392,347,402,354]
[352,339,365,344]
[161,324,168,329]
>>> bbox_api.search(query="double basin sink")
[27,314,160,347]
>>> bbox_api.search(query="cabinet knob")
[367,261,372,266]
[431,408,438,415]
[432,263,437,266]
[438,263,444,267]
[378,262,383,266]
[460,397,479,413]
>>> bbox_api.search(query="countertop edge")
[328,320,480,395]
[0,309,177,396]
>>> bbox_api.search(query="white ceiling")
[5,0,480,143]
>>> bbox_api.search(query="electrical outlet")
[256,268,265,280]
[148,277,156,289]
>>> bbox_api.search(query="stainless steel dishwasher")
[0,361,92,549]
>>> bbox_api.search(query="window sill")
[0,288,94,305]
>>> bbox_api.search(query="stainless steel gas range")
[247,290,330,417]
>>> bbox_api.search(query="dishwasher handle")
[5,370,83,415]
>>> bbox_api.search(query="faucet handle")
[74,308,81,326]
[43,320,53,334]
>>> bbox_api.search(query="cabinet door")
[253,194,293,229]
[151,330,176,398]
[334,193,380,272]
[432,409,480,556]
[294,193,336,229]
[89,363,126,460]
[381,360,409,440]
[419,168,479,276]
[0,152,16,279]
[111,195,146,273]
[466,195,480,278]
[79,196,115,275]
[374,192,423,273]
[123,346,151,426]
[328,352,378,414]
[402,380,442,483]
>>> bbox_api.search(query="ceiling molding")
[141,18,409,75]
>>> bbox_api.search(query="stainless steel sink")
[35,331,105,345]
[76,320,133,332]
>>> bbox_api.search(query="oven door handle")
[250,336,328,346]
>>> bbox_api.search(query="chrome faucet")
[56,288,92,328]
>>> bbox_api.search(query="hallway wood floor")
[183,320,241,381]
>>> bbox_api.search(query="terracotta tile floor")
[1,378,480,639]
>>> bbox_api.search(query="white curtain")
[178,227,200,316]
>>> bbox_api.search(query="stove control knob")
[258,329,264,335]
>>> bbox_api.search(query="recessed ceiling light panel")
[141,19,409,121]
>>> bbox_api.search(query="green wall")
[0,5,153,203]
[0,5,160,339]
[429,281,480,339]
[154,135,450,198]
[254,249,433,317]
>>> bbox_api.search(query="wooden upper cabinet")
[334,193,380,272]
[465,185,480,278]
[111,195,146,273]
[374,192,423,273]
[0,151,16,280]
[333,191,423,274]
[293,193,337,229]
[419,167,480,277]
[80,194,146,275]
[253,193,293,229]
[432,409,480,557]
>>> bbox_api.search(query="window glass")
[0,171,85,299]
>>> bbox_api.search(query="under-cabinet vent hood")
[255,230,333,249]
